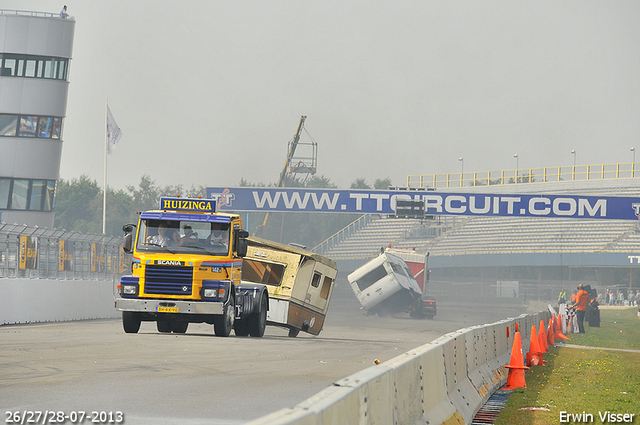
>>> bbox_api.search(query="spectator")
[570,284,589,334]
[60,5,69,19]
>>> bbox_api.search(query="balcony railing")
[407,162,640,189]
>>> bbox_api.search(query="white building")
[0,9,75,227]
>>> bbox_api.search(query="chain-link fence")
[0,223,129,281]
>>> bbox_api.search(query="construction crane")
[256,116,317,238]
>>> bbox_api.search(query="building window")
[0,178,57,211]
[0,115,18,136]
[0,179,10,209]
[0,53,69,81]
[44,181,56,211]
[11,179,29,210]
[0,114,63,139]
[38,117,53,138]
[20,116,38,137]
[52,118,62,139]
[29,180,46,211]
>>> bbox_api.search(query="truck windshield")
[136,219,231,256]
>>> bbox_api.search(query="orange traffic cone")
[504,331,529,389]
[555,314,570,341]
[547,319,555,347]
[539,320,549,353]
[526,325,544,367]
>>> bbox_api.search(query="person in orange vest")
[570,284,590,333]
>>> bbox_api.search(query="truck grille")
[144,265,194,296]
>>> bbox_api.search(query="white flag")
[106,106,122,154]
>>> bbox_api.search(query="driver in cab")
[146,223,170,247]
[206,223,229,248]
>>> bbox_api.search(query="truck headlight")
[201,280,228,300]
[203,288,218,298]
[122,285,137,295]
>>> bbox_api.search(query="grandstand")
[318,174,640,299]
[321,216,640,259]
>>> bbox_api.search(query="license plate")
[157,306,179,313]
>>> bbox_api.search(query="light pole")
[571,150,576,167]
[459,157,464,174]
[513,154,519,183]
[632,147,636,177]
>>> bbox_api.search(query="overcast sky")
[7,1,640,191]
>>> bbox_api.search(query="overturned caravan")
[242,237,338,337]
[347,251,424,316]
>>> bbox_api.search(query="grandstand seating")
[321,180,640,260]
[321,217,420,259]
[322,214,640,260]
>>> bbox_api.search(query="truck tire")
[122,312,141,334]
[157,320,171,333]
[234,319,249,336]
[171,321,188,334]
[214,297,235,337]
[248,296,267,337]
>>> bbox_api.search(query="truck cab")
[114,197,269,337]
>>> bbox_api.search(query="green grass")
[495,308,640,424]
[567,307,640,350]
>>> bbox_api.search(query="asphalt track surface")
[0,276,532,425]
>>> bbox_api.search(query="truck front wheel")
[214,297,235,337]
[122,312,141,334]
[157,320,171,333]
[171,321,189,334]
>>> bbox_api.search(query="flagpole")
[103,99,108,235]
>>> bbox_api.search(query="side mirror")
[237,238,248,258]
[238,230,249,239]
[123,233,133,253]
[123,224,136,233]
[122,224,136,254]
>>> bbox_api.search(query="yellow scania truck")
[114,197,269,337]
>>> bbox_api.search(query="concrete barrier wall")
[0,278,120,325]
[248,310,551,425]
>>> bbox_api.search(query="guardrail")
[0,9,73,20]
[407,162,640,189]
[247,310,551,425]
[0,223,128,281]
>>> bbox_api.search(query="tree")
[350,178,370,189]
[305,175,337,189]
[105,188,137,236]
[373,177,392,189]
[54,175,102,233]
[127,174,163,212]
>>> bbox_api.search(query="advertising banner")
[58,240,74,272]
[19,235,38,270]
[206,187,640,221]
[91,243,105,273]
